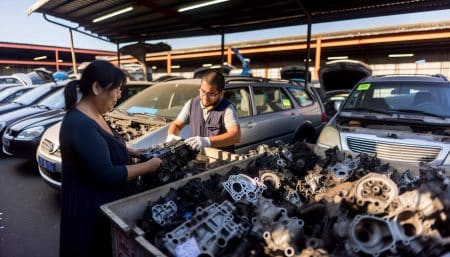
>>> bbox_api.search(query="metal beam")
[135,0,217,34]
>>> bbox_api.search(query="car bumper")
[36,146,62,190]
[2,134,40,158]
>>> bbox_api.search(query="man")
[167,70,241,152]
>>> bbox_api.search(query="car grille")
[346,136,441,163]
[41,139,61,157]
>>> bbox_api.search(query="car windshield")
[37,88,67,109]
[13,86,53,105]
[342,81,450,118]
[0,87,27,102]
[117,81,199,119]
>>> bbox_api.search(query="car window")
[344,81,450,118]
[0,78,19,84]
[253,87,293,114]
[288,87,313,107]
[118,82,199,119]
[14,86,52,105]
[0,88,30,102]
[38,88,66,109]
[224,87,251,118]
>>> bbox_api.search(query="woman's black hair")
[64,60,127,110]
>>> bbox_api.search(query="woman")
[59,60,161,257]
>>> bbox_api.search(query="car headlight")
[317,125,342,150]
[17,126,45,139]
[0,121,5,132]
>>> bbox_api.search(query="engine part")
[263,215,304,256]
[328,157,359,182]
[223,174,266,204]
[138,140,198,189]
[152,200,177,226]
[353,173,398,214]
[335,215,396,257]
[163,201,246,257]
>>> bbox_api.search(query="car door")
[287,86,322,130]
[223,86,253,152]
[239,85,298,153]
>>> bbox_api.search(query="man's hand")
[165,134,182,143]
[185,136,211,151]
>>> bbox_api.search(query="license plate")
[38,157,56,173]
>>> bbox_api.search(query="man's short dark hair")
[201,70,225,91]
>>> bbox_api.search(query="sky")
[1,1,450,51]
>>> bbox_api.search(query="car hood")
[9,109,65,132]
[319,60,372,91]
[0,102,24,113]
[0,106,50,126]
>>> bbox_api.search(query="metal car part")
[163,201,246,257]
[353,173,398,214]
[223,174,266,204]
[335,215,396,257]
[152,200,177,226]
[328,157,359,181]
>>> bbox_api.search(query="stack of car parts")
[137,142,450,257]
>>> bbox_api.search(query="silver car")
[37,78,325,189]
[317,74,450,168]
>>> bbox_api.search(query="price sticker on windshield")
[357,83,371,91]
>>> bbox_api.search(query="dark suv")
[37,77,326,189]
[317,74,450,167]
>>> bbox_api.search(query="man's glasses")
[199,88,220,98]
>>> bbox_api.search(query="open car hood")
[319,60,372,91]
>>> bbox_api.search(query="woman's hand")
[128,147,147,158]
[146,157,162,173]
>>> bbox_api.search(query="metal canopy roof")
[28,0,450,44]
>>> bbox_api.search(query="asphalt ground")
[0,157,59,257]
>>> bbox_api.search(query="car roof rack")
[225,76,305,85]
[371,74,448,80]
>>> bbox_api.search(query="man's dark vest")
[189,96,235,152]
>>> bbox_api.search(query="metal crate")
[100,147,250,257]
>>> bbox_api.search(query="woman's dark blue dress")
[59,108,129,257]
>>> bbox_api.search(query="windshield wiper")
[389,109,447,120]
[36,104,51,110]
[12,101,24,106]
[341,107,392,115]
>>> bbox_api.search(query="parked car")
[315,60,372,118]
[2,86,67,154]
[317,74,450,167]
[3,82,151,159]
[0,86,37,104]
[0,82,64,115]
[37,77,326,189]
[193,64,236,78]
[0,75,25,88]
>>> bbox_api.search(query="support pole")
[227,47,232,65]
[69,29,78,76]
[305,21,312,84]
[295,0,312,84]
[220,32,225,73]
[314,35,322,80]
[116,42,121,68]
[167,52,172,74]
[55,50,59,71]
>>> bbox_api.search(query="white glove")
[165,134,182,143]
[185,136,211,151]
